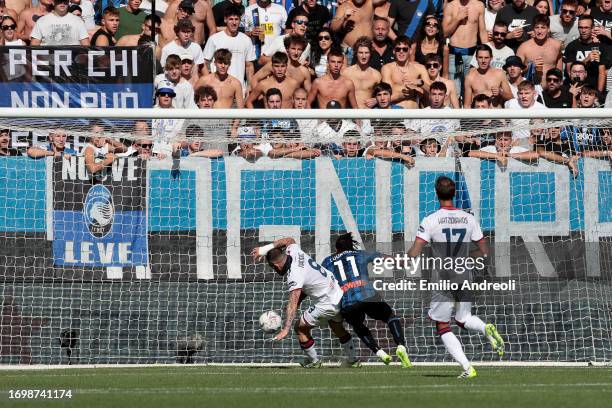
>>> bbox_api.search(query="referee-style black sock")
[387,317,406,346]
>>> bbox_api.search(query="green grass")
[1,366,610,408]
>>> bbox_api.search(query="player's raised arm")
[275,288,302,341]
[251,237,297,261]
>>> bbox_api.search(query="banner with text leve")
[52,156,148,267]
[0,46,154,108]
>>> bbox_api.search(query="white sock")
[303,344,319,362]
[463,315,486,335]
[376,349,389,359]
[340,338,357,361]
[441,332,471,371]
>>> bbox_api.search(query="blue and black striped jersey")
[322,250,380,309]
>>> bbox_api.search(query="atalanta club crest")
[83,185,115,238]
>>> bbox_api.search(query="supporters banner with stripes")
[51,156,148,267]
[0,46,154,108]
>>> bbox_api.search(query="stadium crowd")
[0,0,611,166]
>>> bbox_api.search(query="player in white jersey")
[252,237,359,368]
[407,176,505,379]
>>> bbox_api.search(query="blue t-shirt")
[560,125,602,153]
[322,250,380,309]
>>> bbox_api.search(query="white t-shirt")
[408,107,460,152]
[152,110,185,155]
[504,98,547,139]
[83,142,110,158]
[549,14,579,45]
[30,12,89,45]
[154,74,197,109]
[230,143,273,156]
[470,42,515,69]
[297,119,319,144]
[315,119,359,142]
[484,8,497,32]
[78,0,96,30]
[285,243,343,306]
[203,31,256,89]
[242,3,287,48]
[509,79,544,100]
[479,144,529,154]
[262,34,310,63]
[161,40,206,67]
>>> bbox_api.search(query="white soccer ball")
[259,311,282,333]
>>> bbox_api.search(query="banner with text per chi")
[0,46,154,108]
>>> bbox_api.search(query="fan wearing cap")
[195,48,244,109]
[464,44,513,108]
[179,53,198,87]
[16,0,50,43]
[91,6,119,46]
[503,54,544,100]
[115,0,146,40]
[164,0,216,45]
[155,86,176,107]
[30,0,89,45]
[246,52,300,109]
[542,68,573,108]
[152,86,185,156]
[160,18,205,73]
[308,48,358,108]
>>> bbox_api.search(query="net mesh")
[0,112,611,365]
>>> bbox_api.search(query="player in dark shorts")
[322,233,412,367]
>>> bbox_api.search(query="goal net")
[0,108,610,365]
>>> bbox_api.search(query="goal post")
[0,108,610,365]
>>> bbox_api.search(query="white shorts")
[428,301,473,323]
[302,303,342,327]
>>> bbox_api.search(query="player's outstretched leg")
[329,320,361,368]
[485,323,505,357]
[436,321,476,379]
[455,308,505,357]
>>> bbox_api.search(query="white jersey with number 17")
[285,244,343,306]
[415,206,484,260]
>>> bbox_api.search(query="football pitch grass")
[1,365,610,408]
